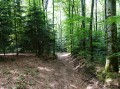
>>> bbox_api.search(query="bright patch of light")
[37,67,54,72]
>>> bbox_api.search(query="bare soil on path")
[0,53,109,89]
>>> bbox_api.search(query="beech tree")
[105,0,119,72]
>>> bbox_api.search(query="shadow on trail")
[0,52,107,89]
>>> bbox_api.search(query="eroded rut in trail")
[50,53,86,89]
[0,53,103,89]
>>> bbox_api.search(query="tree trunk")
[3,48,5,56]
[70,0,74,54]
[105,0,119,72]
[14,0,19,56]
[53,0,55,55]
[89,0,94,61]
[81,0,86,50]
[95,0,97,32]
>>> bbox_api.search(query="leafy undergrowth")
[72,56,120,89]
[97,69,120,89]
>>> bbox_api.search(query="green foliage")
[97,69,120,82]
[105,72,120,79]
[0,0,12,53]
[20,1,55,55]
[0,0,55,55]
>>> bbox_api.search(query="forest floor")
[0,53,119,89]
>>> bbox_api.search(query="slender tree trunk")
[53,0,55,55]
[59,8,62,52]
[104,0,108,57]
[45,0,49,54]
[105,0,119,72]
[105,0,107,39]
[3,48,5,56]
[70,0,74,54]
[81,0,86,50]
[68,0,72,53]
[95,0,97,32]
[14,0,19,56]
[89,0,94,61]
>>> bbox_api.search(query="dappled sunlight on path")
[37,66,54,72]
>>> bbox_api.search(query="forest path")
[0,53,101,89]
[54,53,86,89]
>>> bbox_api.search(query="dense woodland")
[0,0,120,89]
[58,0,120,73]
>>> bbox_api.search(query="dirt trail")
[53,53,86,89]
[0,53,101,89]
